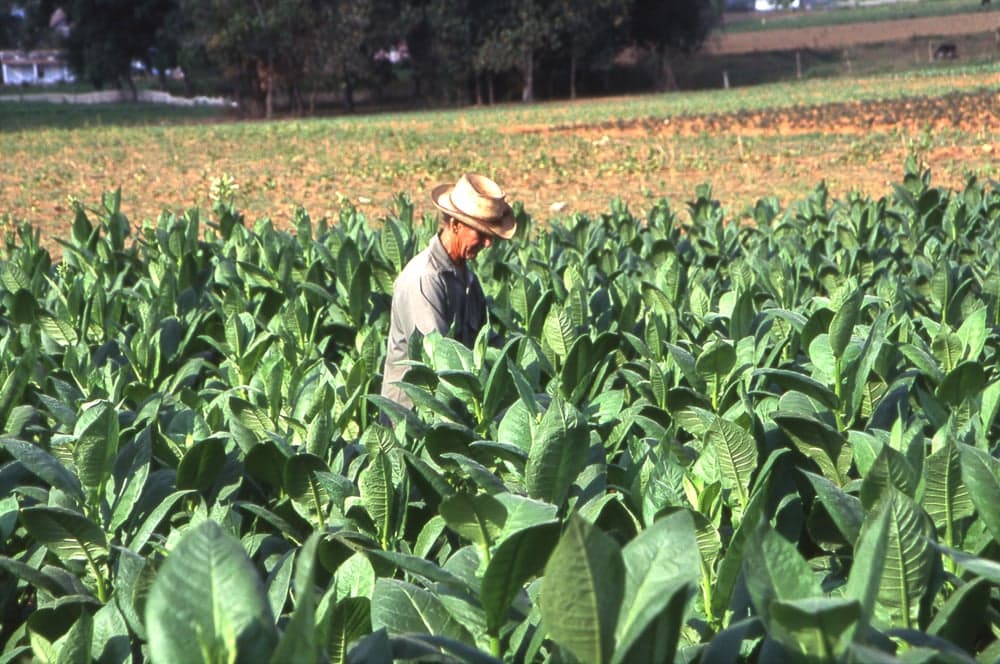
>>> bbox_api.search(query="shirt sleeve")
[407,271,450,336]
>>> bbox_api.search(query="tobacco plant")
[1,158,1000,662]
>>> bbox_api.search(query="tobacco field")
[2,157,1000,662]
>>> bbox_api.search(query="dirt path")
[706,11,1000,54]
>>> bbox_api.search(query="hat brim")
[431,183,517,240]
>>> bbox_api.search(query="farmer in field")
[380,173,517,410]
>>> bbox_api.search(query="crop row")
[1,160,1000,662]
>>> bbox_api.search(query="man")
[380,173,517,410]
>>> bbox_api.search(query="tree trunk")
[343,73,355,113]
[123,74,138,102]
[521,49,534,102]
[265,58,274,119]
[658,50,678,91]
[475,73,483,106]
[569,52,578,100]
[487,74,494,105]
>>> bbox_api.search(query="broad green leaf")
[370,578,473,645]
[711,450,786,618]
[54,607,93,664]
[696,339,736,404]
[705,417,758,522]
[480,522,560,635]
[91,601,130,664]
[935,544,1000,585]
[379,218,405,272]
[332,552,376,604]
[843,311,888,424]
[145,521,277,664]
[497,398,535,452]
[772,410,850,486]
[365,549,468,590]
[922,441,974,542]
[955,307,987,361]
[936,362,987,410]
[860,445,917,509]
[828,287,862,359]
[743,524,821,628]
[804,471,864,544]
[768,597,860,661]
[481,341,518,421]
[39,315,79,347]
[958,445,1000,545]
[176,438,226,493]
[543,307,575,360]
[0,437,84,503]
[0,555,72,597]
[753,369,839,410]
[899,342,944,384]
[127,490,196,554]
[108,437,152,536]
[20,505,108,568]
[360,449,396,546]
[926,577,990,653]
[284,453,332,529]
[114,548,155,641]
[696,617,764,664]
[525,398,588,506]
[666,343,705,393]
[613,511,699,664]
[931,328,964,374]
[868,489,935,626]
[540,515,623,664]
[425,332,475,374]
[325,597,371,664]
[268,554,295,632]
[269,533,320,664]
[493,493,559,542]
[439,493,507,551]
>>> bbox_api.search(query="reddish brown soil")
[707,11,1000,54]
[2,19,999,253]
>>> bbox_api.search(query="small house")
[0,50,74,85]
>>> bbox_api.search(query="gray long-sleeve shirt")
[380,233,486,409]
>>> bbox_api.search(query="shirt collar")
[429,233,474,285]
[429,233,458,274]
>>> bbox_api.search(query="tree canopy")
[16,0,720,114]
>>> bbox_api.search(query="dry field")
[707,10,1000,53]
[1,38,999,252]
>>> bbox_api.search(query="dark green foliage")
[2,163,1000,660]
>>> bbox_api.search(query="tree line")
[3,0,719,116]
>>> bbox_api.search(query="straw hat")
[431,174,517,240]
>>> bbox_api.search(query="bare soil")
[707,11,1000,54]
[2,18,999,253]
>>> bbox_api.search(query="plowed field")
[2,68,998,252]
[707,11,1000,54]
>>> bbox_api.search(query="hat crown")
[450,174,506,220]
[431,173,517,240]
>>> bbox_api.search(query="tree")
[629,0,718,90]
[36,0,178,96]
[183,0,313,117]
[0,1,25,49]
[554,0,630,99]
[406,0,477,104]
[475,0,558,103]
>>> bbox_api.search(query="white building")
[0,50,75,85]
[754,0,801,9]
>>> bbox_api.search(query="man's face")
[452,220,493,263]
